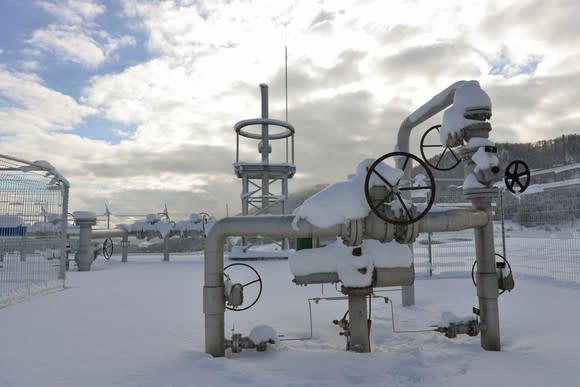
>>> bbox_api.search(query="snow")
[440,80,492,147]
[289,239,412,287]
[249,324,278,344]
[472,146,499,174]
[72,211,97,221]
[292,159,403,230]
[463,173,485,189]
[1,252,579,387]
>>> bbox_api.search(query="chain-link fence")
[0,155,69,308]
[414,178,580,284]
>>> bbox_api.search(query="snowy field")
[1,251,579,387]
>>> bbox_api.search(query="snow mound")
[249,324,278,344]
[289,239,412,287]
[292,159,403,230]
[440,80,491,147]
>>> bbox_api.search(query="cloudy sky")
[1,0,578,222]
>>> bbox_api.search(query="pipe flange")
[340,286,373,296]
[394,222,418,244]
[344,218,364,247]
[460,122,492,142]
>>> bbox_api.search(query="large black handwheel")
[364,151,436,225]
[504,160,530,194]
[224,263,263,311]
[102,238,113,260]
[420,125,461,171]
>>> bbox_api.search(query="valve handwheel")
[224,263,263,311]
[420,125,461,171]
[504,160,530,194]
[102,238,113,260]
[364,151,436,225]
[471,253,514,295]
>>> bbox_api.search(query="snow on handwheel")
[420,124,461,171]
[364,151,435,225]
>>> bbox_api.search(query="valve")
[333,311,351,350]
[420,124,461,171]
[223,263,263,311]
[504,160,530,194]
[102,238,113,260]
[364,151,436,225]
[471,253,515,295]
[434,319,480,338]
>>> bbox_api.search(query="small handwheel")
[102,238,113,260]
[504,160,530,194]
[471,253,514,295]
[364,151,436,225]
[224,263,263,311]
[420,125,461,171]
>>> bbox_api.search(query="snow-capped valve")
[226,326,277,353]
[435,319,480,339]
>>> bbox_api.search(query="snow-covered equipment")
[203,80,523,357]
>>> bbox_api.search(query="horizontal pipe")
[418,209,489,233]
[91,229,128,239]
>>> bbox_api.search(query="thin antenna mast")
[284,25,289,163]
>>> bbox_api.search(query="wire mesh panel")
[413,179,505,278]
[413,176,580,284]
[0,155,69,308]
[501,186,580,283]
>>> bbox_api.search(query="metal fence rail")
[0,155,69,308]
[414,182,580,284]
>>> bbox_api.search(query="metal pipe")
[260,83,269,164]
[75,217,97,271]
[204,215,347,357]
[59,185,69,280]
[395,81,466,306]
[472,197,501,350]
[163,235,170,262]
[396,80,466,154]
[418,209,489,233]
[347,293,369,352]
[91,228,130,263]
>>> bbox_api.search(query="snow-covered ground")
[1,252,579,387]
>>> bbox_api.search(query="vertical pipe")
[427,232,433,277]
[163,235,170,262]
[500,190,507,260]
[472,197,501,350]
[59,185,69,280]
[260,84,269,164]
[347,294,370,352]
[122,233,128,263]
[75,220,95,271]
[260,84,270,213]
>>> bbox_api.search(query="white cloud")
[29,0,135,67]
[0,69,96,134]
[2,0,580,218]
[28,26,106,67]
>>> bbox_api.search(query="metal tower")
[231,84,296,259]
